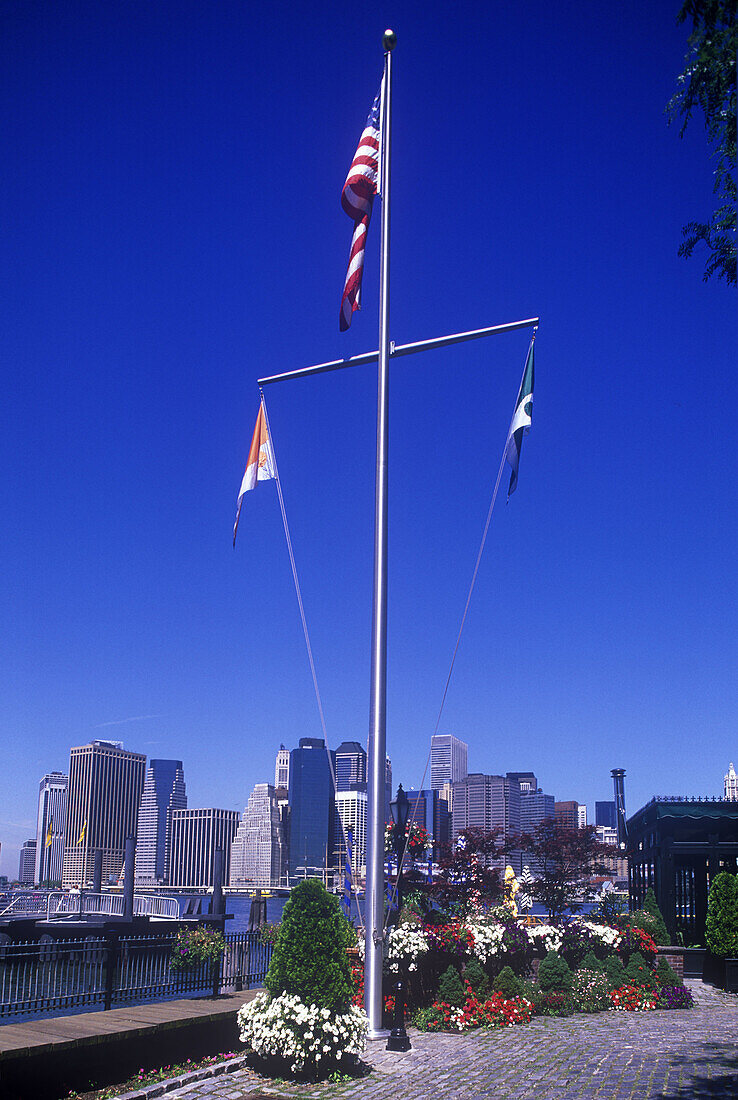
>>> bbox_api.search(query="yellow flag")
[77,819,87,845]
[45,816,53,848]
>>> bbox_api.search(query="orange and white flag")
[233,401,276,545]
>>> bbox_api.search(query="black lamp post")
[390,784,410,910]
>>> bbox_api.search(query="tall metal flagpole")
[365,27,395,1039]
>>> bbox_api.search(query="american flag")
[339,85,382,332]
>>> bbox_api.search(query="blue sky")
[1,1,734,877]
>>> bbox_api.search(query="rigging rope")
[260,392,365,931]
[383,330,537,924]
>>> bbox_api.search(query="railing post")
[104,930,118,1011]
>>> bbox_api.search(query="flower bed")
[238,991,367,1074]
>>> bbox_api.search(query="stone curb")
[115,1054,251,1100]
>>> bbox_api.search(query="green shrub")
[437,964,466,1007]
[463,956,489,998]
[538,951,573,992]
[625,951,657,990]
[705,872,738,958]
[577,950,604,974]
[602,953,626,989]
[643,888,671,945]
[655,956,681,987]
[529,988,576,1016]
[264,879,354,1012]
[492,965,522,998]
[571,968,611,1013]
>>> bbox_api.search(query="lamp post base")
[367,1028,391,1041]
[386,1031,412,1052]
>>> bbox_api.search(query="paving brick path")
[133,982,738,1100]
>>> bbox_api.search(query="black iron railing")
[0,931,272,1021]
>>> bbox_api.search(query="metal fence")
[0,931,272,1021]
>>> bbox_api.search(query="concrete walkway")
[152,982,738,1100]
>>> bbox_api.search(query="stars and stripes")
[233,400,276,545]
[339,85,382,331]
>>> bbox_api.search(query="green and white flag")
[505,335,535,497]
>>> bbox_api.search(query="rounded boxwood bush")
[603,953,626,989]
[625,951,657,990]
[437,964,465,1007]
[705,872,738,959]
[538,950,573,992]
[492,965,522,998]
[463,956,489,998]
[655,956,680,987]
[264,878,354,1011]
[577,950,604,974]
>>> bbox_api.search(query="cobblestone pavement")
[142,983,738,1100]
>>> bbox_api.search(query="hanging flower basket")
[385,821,432,859]
[170,925,226,972]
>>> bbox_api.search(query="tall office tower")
[555,801,580,830]
[440,780,454,812]
[62,741,146,888]
[407,789,451,861]
[34,772,68,885]
[135,760,187,886]
[168,808,240,888]
[724,763,738,801]
[335,742,367,791]
[507,772,538,794]
[595,800,617,828]
[18,840,36,884]
[335,790,368,878]
[275,745,290,791]
[230,784,286,888]
[451,774,521,871]
[430,734,468,790]
[288,737,336,879]
[518,789,555,833]
[578,804,588,828]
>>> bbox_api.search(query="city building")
[62,741,146,889]
[274,745,290,791]
[578,804,588,829]
[34,771,68,885]
[168,808,240,888]
[595,825,629,884]
[451,773,521,871]
[335,790,368,878]
[335,741,367,791]
[555,800,581,830]
[288,738,336,880]
[595,800,617,828]
[507,772,538,794]
[407,788,451,861]
[135,759,187,886]
[18,840,36,884]
[230,783,286,888]
[724,763,737,801]
[430,734,468,790]
[518,789,555,833]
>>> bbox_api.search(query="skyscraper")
[62,741,146,888]
[335,741,367,791]
[430,734,468,790]
[230,783,286,888]
[275,745,290,791]
[288,737,335,879]
[335,790,368,877]
[135,759,187,886]
[595,801,617,828]
[168,808,240,888]
[724,763,738,801]
[555,801,580,830]
[18,840,36,884]
[407,789,451,861]
[451,773,521,870]
[34,772,68,886]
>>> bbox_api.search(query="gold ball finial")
[383,28,397,51]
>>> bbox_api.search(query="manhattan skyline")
[1,1,735,878]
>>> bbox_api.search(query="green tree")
[705,871,738,958]
[433,827,505,915]
[667,0,737,285]
[515,821,611,922]
[264,879,354,1011]
[643,887,671,945]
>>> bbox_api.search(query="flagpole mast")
[365,27,396,1039]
